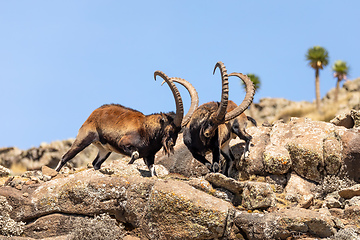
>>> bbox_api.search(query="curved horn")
[154,71,184,127]
[211,61,229,124]
[165,77,199,127]
[224,72,255,121]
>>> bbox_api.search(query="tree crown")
[306,46,329,69]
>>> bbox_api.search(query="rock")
[242,126,270,176]
[341,131,360,182]
[242,117,360,183]
[248,98,297,123]
[286,118,334,182]
[265,174,287,193]
[0,165,10,177]
[0,147,22,169]
[331,227,360,240]
[234,208,336,239]
[187,177,235,203]
[262,120,292,175]
[187,177,214,194]
[338,184,360,199]
[344,206,360,226]
[331,111,354,128]
[331,109,360,129]
[205,173,245,194]
[263,145,291,175]
[246,78,360,125]
[0,196,25,237]
[143,179,234,240]
[323,133,342,175]
[41,165,58,178]
[241,182,276,210]
[0,139,123,174]
[155,133,210,177]
[23,212,126,240]
[343,77,360,92]
[299,194,314,209]
[351,109,360,128]
[345,196,360,208]
[323,192,343,209]
[0,159,236,239]
[123,236,141,240]
[284,173,316,202]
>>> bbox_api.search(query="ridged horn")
[154,71,184,127]
[224,72,255,121]
[164,77,199,127]
[211,61,229,124]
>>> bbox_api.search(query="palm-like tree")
[246,73,261,93]
[332,60,350,102]
[306,46,329,111]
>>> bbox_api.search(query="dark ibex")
[182,62,255,176]
[55,71,197,177]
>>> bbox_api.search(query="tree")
[245,73,261,93]
[305,46,329,111]
[332,60,350,102]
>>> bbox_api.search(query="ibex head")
[203,62,255,138]
[154,70,184,155]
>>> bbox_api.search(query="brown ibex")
[182,62,256,176]
[55,71,197,177]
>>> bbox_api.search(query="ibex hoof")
[128,151,140,164]
[205,163,212,171]
[212,162,220,173]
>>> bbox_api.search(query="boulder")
[0,159,235,239]
[0,165,10,177]
[142,179,234,240]
[242,117,360,183]
[338,184,360,199]
[284,173,316,202]
[235,208,336,239]
[241,181,276,210]
[0,195,25,236]
[155,134,210,178]
[340,129,360,182]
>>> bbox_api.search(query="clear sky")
[1,1,359,149]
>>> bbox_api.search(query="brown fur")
[55,104,180,176]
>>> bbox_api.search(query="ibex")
[55,71,197,177]
[182,62,255,176]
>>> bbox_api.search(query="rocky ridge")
[0,109,360,239]
[247,77,360,124]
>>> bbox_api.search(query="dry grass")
[10,163,27,176]
[274,95,352,123]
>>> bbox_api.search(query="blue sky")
[1,1,359,149]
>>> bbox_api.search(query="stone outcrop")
[247,77,360,124]
[158,114,360,183]
[0,139,122,175]
[1,156,359,239]
[1,112,360,239]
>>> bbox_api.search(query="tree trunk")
[334,77,340,102]
[315,68,321,112]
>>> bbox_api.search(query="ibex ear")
[159,113,166,124]
[160,117,166,124]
